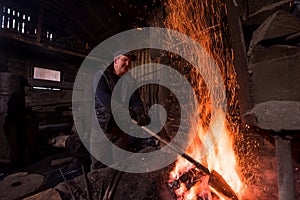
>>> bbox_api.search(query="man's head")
[113,49,136,76]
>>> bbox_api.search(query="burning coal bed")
[168,168,226,200]
[54,166,231,200]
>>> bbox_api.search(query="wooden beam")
[0,29,102,61]
[36,6,43,43]
[226,0,253,124]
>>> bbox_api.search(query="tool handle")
[133,120,210,175]
[132,120,239,199]
[180,153,210,175]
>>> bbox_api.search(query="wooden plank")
[27,79,74,90]
[25,87,72,107]
[0,29,93,59]
[26,97,71,107]
[50,157,73,166]
[30,105,71,113]
[23,188,62,200]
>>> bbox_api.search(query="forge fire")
[164,0,244,199]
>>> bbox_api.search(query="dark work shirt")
[95,64,143,111]
[94,64,144,131]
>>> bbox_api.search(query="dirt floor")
[1,132,300,199]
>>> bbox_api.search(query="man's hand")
[117,110,134,127]
[136,113,150,126]
[132,106,150,126]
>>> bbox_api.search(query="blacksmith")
[90,49,149,170]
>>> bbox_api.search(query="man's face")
[114,55,132,76]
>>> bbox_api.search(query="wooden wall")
[0,31,83,163]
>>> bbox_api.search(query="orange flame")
[170,109,243,199]
[163,0,245,198]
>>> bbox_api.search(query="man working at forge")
[90,49,149,170]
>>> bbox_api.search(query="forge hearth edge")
[241,10,300,200]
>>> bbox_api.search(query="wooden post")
[36,6,43,43]
[275,136,296,200]
[226,0,253,124]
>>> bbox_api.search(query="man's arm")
[130,89,150,126]
[95,74,112,109]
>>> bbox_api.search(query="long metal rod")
[140,124,210,175]
[59,168,76,200]
[134,120,239,200]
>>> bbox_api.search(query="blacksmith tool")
[133,120,240,200]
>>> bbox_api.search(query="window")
[33,67,61,82]
[46,30,53,41]
[1,5,32,34]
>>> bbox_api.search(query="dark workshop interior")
[0,0,300,199]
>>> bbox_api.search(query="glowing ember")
[163,0,245,198]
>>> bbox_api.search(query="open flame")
[169,109,243,199]
[163,0,245,199]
